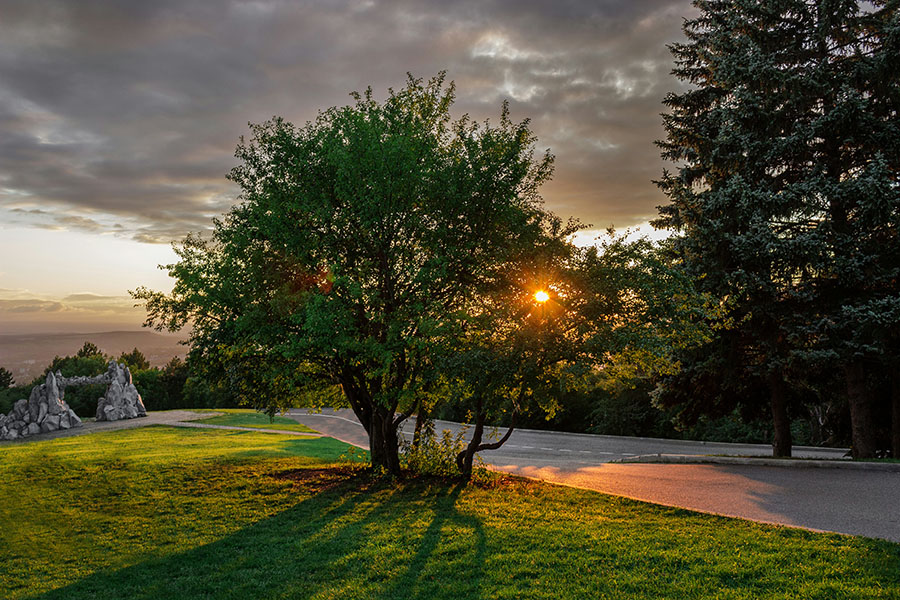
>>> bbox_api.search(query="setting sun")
[535,290,550,303]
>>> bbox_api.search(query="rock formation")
[0,371,82,440]
[95,361,146,422]
[0,361,146,441]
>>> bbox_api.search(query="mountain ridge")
[0,330,187,384]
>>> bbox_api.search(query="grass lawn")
[1,427,898,599]
[188,408,317,433]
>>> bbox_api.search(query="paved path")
[0,410,215,444]
[170,421,322,436]
[0,411,325,444]
[287,408,900,542]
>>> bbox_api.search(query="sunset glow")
[535,290,550,303]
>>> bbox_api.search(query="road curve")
[287,408,900,543]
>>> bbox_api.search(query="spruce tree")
[656,0,899,457]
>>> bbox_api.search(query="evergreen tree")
[118,348,150,371]
[656,0,899,457]
[0,367,13,389]
[76,342,103,359]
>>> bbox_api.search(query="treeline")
[0,342,240,418]
[438,350,848,448]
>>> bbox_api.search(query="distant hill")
[0,331,187,384]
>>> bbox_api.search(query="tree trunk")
[891,368,900,459]
[412,404,430,449]
[846,358,876,459]
[456,400,485,480]
[340,377,402,474]
[455,401,518,480]
[369,407,401,475]
[769,371,792,457]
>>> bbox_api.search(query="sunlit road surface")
[287,408,900,542]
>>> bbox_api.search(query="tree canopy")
[134,73,570,473]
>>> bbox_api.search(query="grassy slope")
[0,427,897,600]
[189,408,317,433]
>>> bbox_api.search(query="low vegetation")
[1,427,897,599]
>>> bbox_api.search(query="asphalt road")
[287,408,900,542]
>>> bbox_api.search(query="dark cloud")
[0,0,696,241]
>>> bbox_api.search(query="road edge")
[614,453,900,472]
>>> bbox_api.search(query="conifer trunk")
[769,371,792,457]
[845,358,876,459]
[891,369,900,459]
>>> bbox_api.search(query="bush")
[400,420,468,478]
[589,379,679,439]
[0,385,29,415]
[680,411,772,444]
[133,369,166,410]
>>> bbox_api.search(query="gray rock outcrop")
[95,361,146,422]
[0,371,82,440]
[0,360,147,441]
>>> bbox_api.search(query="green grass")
[188,408,317,433]
[1,427,898,599]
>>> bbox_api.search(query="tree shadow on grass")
[383,482,487,600]
[28,475,487,600]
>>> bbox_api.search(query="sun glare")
[534,290,549,303]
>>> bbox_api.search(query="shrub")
[400,419,468,478]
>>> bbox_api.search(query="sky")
[0,0,696,334]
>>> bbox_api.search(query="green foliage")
[400,422,468,478]
[161,357,189,405]
[0,367,13,389]
[129,355,240,412]
[133,73,564,473]
[589,377,679,439]
[0,354,109,417]
[132,368,165,409]
[0,385,28,415]
[75,341,103,358]
[338,445,370,465]
[576,233,719,382]
[180,374,239,410]
[682,412,773,446]
[117,347,150,371]
[42,353,108,380]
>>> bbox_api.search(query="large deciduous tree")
[656,0,899,457]
[133,73,561,474]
